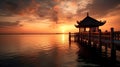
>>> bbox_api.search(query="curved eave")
[75,22,106,28]
[77,21,81,24]
[75,25,80,28]
[75,15,106,28]
[100,21,106,26]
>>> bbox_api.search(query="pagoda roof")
[75,14,106,28]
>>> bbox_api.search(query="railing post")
[110,28,116,62]
[69,32,71,42]
[88,31,91,46]
[80,32,83,43]
[78,33,80,41]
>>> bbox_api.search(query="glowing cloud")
[0,0,120,33]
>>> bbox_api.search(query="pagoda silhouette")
[75,13,106,33]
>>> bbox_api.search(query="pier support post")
[105,43,108,58]
[80,33,83,43]
[110,28,116,62]
[69,32,71,42]
[98,29,102,53]
[78,33,80,41]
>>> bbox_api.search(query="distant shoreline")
[0,33,68,35]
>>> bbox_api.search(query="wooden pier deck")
[69,28,120,64]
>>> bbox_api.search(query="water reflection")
[0,34,78,67]
[76,44,100,67]
[61,34,65,44]
[1,34,119,67]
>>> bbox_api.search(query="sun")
[59,25,76,33]
[59,24,70,33]
[61,26,66,33]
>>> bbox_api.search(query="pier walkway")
[69,28,120,66]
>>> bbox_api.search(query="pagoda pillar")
[79,28,80,33]
[84,27,86,32]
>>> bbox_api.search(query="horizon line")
[0,33,69,35]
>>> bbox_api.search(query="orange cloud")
[0,0,120,33]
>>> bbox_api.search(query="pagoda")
[75,13,106,33]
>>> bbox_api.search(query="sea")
[0,34,120,67]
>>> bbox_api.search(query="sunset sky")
[0,0,120,33]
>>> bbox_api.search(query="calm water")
[0,34,116,67]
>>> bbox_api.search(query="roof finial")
[87,12,89,16]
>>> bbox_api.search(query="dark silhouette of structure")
[75,13,106,33]
[69,13,120,66]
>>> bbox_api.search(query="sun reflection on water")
[0,34,79,67]
[61,34,65,44]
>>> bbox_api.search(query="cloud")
[0,0,75,23]
[0,0,120,23]
[0,0,20,16]
[0,21,21,28]
[0,0,40,16]
[84,0,120,17]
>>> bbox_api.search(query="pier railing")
[69,28,120,62]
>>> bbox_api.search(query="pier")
[69,13,120,66]
[69,28,120,63]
